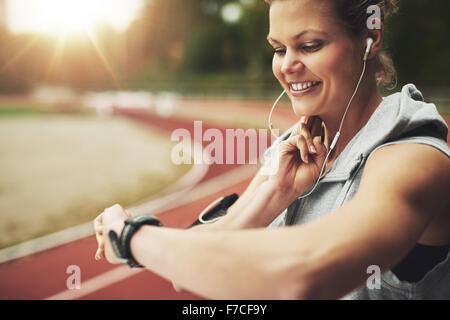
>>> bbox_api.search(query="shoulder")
[359,143,450,216]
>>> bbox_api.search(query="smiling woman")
[6,0,145,35]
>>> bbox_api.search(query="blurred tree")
[239,0,272,78]
[386,0,450,88]
[0,31,33,93]
[126,0,203,80]
[182,18,244,73]
[0,0,449,93]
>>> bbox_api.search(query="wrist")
[263,180,298,206]
[108,216,163,268]
[227,181,296,229]
[109,220,125,237]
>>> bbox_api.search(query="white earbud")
[267,37,373,199]
[363,37,374,61]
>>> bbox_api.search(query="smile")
[288,81,321,96]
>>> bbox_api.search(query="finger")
[94,216,102,228]
[300,116,308,124]
[96,233,105,249]
[94,212,103,225]
[94,222,103,235]
[298,122,316,155]
[295,135,309,163]
[95,232,105,260]
[292,117,318,155]
[291,116,308,137]
[95,248,105,260]
[281,134,301,154]
[284,134,309,163]
[94,213,103,232]
[312,136,328,165]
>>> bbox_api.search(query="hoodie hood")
[321,84,449,182]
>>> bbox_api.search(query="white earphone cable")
[197,41,372,224]
[298,59,367,198]
[268,58,367,199]
[268,89,286,139]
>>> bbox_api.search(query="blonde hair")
[265,0,399,88]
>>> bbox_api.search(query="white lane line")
[42,166,257,300]
[128,139,210,216]
[0,140,208,265]
[129,165,257,217]
[0,222,96,265]
[45,265,144,300]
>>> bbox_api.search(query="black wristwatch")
[108,215,163,268]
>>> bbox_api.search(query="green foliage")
[386,0,450,87]
[182,21,243,73]
[137,0,450,92]
[0,0,449,94]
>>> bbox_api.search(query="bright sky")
[6,0,145,35]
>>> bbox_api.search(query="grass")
[0,108,45,117]
[0,92,447,249]
[0,113,191,249]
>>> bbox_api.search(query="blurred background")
[1,0,449,98]
[0,0,449,250]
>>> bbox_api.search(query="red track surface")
[0,108,277,300]
[0,107,448,300]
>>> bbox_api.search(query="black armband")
[187,193,238,228]
[108,216,163,268]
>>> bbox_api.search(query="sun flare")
[40,0,102,34]
[7,0,144,36]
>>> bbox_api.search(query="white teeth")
[290,81,318,91]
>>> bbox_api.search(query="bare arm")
[189,162,270,232]
[169,165,272,293]
[196,117,325,231]
[197,117,327,230]
[119,143,449,299]
[292,143,450,298]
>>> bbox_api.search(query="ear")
[365,17,384,60]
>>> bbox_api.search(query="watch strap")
[109,215,163,268]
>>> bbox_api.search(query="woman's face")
[268,0,364,118]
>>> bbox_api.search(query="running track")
[0,106,284,300]
[0,107,448,300]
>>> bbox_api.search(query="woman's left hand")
[94,204,132,264]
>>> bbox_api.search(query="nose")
[281,50,305,74]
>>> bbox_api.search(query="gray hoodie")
[266,84,450,299]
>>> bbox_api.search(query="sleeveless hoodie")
[265,84,450,299]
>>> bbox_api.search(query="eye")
[301,41,323,53]
[273,48,286,56]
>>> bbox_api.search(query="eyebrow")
[267,29,328,44]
